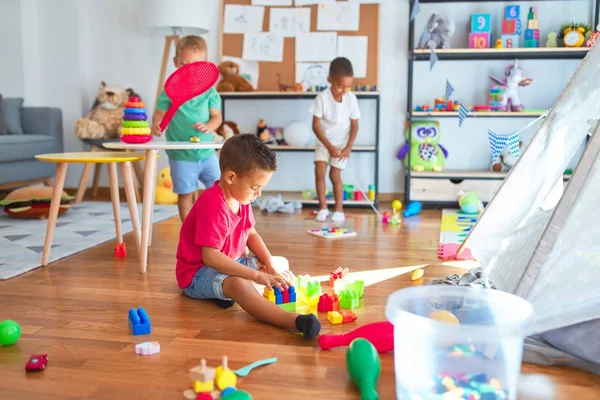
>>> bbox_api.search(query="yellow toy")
[189,359,216,393]
[215,356,237,390]
[154,167,178,205]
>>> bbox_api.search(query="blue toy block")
[471,13,491,33]
[505,5,520,20]
[273,287,283,305]
[524,39,539,48]
[524,29,540,40]
[128,307,151,336]
[288,286,296,302]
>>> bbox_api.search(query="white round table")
[104,140,224,273]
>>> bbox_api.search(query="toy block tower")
[524,7,540,47]
[501,5,521,48]
[296,274,321,307]
[469,13,492,48]
[189,359,216,394]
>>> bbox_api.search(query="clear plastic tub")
[385,286,533,400]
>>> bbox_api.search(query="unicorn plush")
[489,60,532,111]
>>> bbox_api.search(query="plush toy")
[0,186,74,219]
[458,191,484,214]
[491,141,522,172]
[397,120,448,172]
[256,119,286,145]
[216,61,253,92]
[490,60,532,112]
[214,121,240,143]
[420,14,455,50]
[75,82,136,140]
[154,167,178,205]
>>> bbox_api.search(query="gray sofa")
[0,96,64,187]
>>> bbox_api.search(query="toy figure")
[397,120,448,172]
[489,60,532,112]
[421,13,455,50]
[546,31,558,47]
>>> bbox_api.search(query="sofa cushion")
[0,134,61,162]
[2,97,24,135]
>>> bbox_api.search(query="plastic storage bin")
[385,286,533,400]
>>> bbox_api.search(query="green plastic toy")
[0,320,21,346]
[221,390,253,400]
[346,338,381,400]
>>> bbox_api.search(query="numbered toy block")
[527,19,538,30]
[471,13,491,33]
[501,34,520,48]
[524,29,540,40]
[502,19,522,35]
[524,39,539,48]
[128,307,151,336]
[469,32,491,49]
[505,5,520,19]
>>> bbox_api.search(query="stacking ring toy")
[122,120,149,128]
[120,135,152,144]
[125,101,146,108]
[121,127,151,135]
[123,113,147,121]
[123,108,145,114]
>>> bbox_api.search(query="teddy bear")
[75,82,137,140]
[216,61,253,92]
[214,121,240,143]
[491,141,522,172]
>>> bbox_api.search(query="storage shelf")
[411,47,590,61]
[262,191,375,208]
[219,91,379,100]
[267,145,375,152]
[411,111,546,118]
[419,0,580,3]
[410,170,572,180]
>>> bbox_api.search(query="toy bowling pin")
[346,338,381,400]
[318,321,393,353]
[403,201,422,218]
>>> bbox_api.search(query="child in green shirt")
[152,35,223,222]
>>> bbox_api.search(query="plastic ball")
[0,320,21,346]
[391,200,402,211]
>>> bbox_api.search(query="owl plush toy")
[397,120,448,171]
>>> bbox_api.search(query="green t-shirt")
[156,87,222,161]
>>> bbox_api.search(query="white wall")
[0,0,24,97]
[1,0,596,193]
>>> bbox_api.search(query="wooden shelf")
[262,191,375,208]
[219,91,379,100]
[410,170,572,180]
[412,47,590,61]
[266,145,375,152]
[411,111,546,118]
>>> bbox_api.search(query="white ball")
[283,120,312,146]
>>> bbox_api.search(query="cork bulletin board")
[219,0,380,92]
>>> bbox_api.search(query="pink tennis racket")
[159,61,220,131]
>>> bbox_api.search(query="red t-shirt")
[175,181,255,289]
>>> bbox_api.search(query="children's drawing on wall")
[243,32,284,62]
[296,32,337,62]
[269,8,311,37]
[221,56,259,90]
[224,5,265,34]
[317,2,360,31]
[296,63,330,91]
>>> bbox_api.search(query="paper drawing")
[296,63,330,90]
[337,36,368,78]
[224,5,265,34]
[269,8,311,37]
[296,32,337,62]
[295,0,334,5]
[252,0,292,5]
[242,32,285,62]
[317,2,360,31]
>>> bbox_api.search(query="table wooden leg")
[120,162,141,252]
[149,174,155,247]
[140,149,157,274]
[107,162,123,244]
[42,162,68,266]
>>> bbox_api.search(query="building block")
[329,266,349,286]
[469,32,491,49]
[278,302,297,312]
[128,307,151,336]
[318,293,340,312]
[196,394,213,400]
[263,287,275,303]
[340,289,359,310]
[527,19,538,29]
[471,13,491,33]
[114,242,126,258]
[189,359,216,382]
[296,275,322,306]
[193,380,214,393]
[524,29,540,40]
[524,39,539,48]
[340,310,358,323]
[505,5,520,19]
[333,278,365,298]
[288,286,296,302]
[327,311,343,324]
[501,34,519,48]
[273,286,296,305]
[502,19,522,35]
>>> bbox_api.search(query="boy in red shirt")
[176,134,321,339]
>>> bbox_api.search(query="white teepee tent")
[458,43,600,372]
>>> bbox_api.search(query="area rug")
[438,209,479,261]
[0,201,178,280]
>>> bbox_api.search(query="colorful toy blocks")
[128,307,151,336]
[469,32,491,49]
[114,242,126,258]
[327,311,343,324]
[329,266,349,286]
[505,5,520,19]
[471,13,491,33]
[263,287,275,303]
[215,356,237,391]
[502,19,522,35]
[307,227,357,239]
[318,293,340,312]
[189,359,216,383]
[340,289,359,310]
[500,34,519,48]
[273,286,296,305]
[296,274,322,307]
[333,278,365,299]
[340,310,358,323]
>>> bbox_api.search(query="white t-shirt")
[310,89,361,146]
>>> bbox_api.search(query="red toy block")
[318,293,340,312]
[114,242,127,258]
[282,287,290,303]
[196,394,212,400]
[340,310,358,323]
[329,266,349,286]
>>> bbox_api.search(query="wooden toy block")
[215,356,237,391]
[189,359,216,382]
[318,293,340,312]
[340,289,359,310]
[469,32,491,49]
[505,5,520,19]
[524,29,540,40]
[263,287,275,303]
[307,227,357,239]
[196,394,213,400]
[340,310,358,323]
[329,266,349,286]
[193,380,214,393]
[524,39,539,48]
[502,19,522,35]
[501,34,519,48]
[527,19,538,29]
[327,311,343,324]
[471,13,491,33]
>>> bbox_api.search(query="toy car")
[189,136,200,143]
[25,354,48,372]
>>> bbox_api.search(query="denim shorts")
[183,257,258,301]
[169,155,221,195]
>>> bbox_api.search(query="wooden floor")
[0,207,598,399]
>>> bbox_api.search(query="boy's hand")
[192,122,209,132]
[253,271,289,292]
[152,121,164,137]
[339,146,352,161]
[258,261,296,283]
[327,145,341,158]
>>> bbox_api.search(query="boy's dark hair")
[329,57,354,78]
[219,134,277,176]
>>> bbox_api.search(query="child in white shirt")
[310,57,361,222]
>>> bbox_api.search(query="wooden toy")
[328,311,343,324]
[329,266,349,286]
[505,5,520,19]
[318,321,394,353]
[502,19,522,35]
[340,289,359,310]
[471,13,491,33]
[135,341,160,355]
[346,338,381,400]
[489,85,505,111]
[221,390,253,399]
[500,34,519,48]
[308,227,357,239]
[190,359,216,393]
[215,356,237,391]
[318,293,340,312]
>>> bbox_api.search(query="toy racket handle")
[318,321,394,353]
[159,105,179,132]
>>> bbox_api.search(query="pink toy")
[469,32,490,48]
[489,60,532,111]
[318,321,394,353]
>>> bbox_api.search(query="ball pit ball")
[428,310,460,325]
[0,320,21,346]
